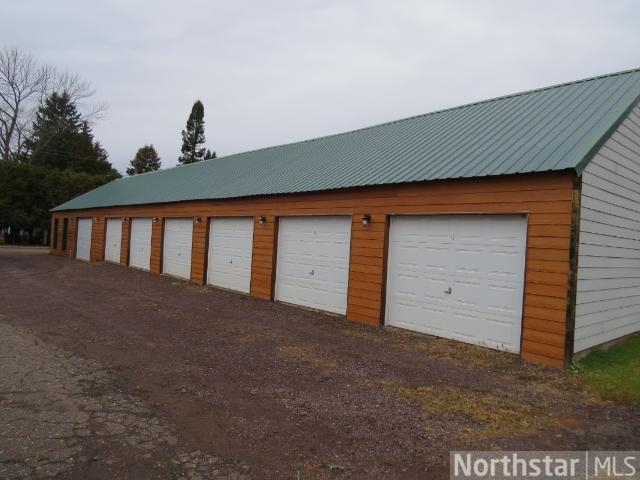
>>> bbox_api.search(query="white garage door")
[104,218,122,263]
[207,217,254,293]
[386,215,527,353]
[76,218,92,261]
[275,216,351,314]
[163,218,193,280]
[129,218,153,271]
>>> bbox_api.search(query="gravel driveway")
[0,249,638,479]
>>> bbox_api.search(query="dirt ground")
[0,250,638,479]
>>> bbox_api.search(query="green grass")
[573,334,640,404]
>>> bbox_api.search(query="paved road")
[0,321,249,479]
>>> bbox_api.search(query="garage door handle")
[309,269,314,276]
[444,287,452,294]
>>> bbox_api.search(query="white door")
[386,215,527,353]
[76,218,92,261]
[163,218,193,280]
[104,218,122,263]
[208,217,254,293]
[275,216,351,314]
[129,218,153,271]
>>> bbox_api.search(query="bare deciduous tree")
[0,46,106,161]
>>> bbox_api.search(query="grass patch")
[413,337,516,369]
[278,345,337,368]
[371,380,557,441]
[400,385,537,440]
[572,334,640,405]
[340,326,516,369]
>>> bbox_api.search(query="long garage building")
[51,68,640,367]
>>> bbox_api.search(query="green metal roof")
[53,68,640,212]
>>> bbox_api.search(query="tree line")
[1,46,218,244]
[1,47,120,244]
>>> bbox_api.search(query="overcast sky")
[5,0,640,173]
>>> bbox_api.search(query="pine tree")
[204,148,216,160]
[25,91,119,176]
[126,144,161,175]
[178,100,214,164]
[26,91,82,170]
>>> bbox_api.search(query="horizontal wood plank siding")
[191,219,208,284]
[51,171,575,367]
[68,219,77,258]
[120,218,130,265]
[347,214,386,326]
[250,216,276,300]
[90,217,106,263]
[575,103,640,353]
[150,218,164,274]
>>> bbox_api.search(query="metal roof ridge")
[112,66,640,183]
[215,66,640,156]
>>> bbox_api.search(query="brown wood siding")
[150,218,164,274]
[59,218,65,254]
[90,217,106,263]
[120,218,130,265]
[191,218,207,284]
[68,218,77,258]
[347,214,387,326]
[50,171,575,367]
[250,216,277,300]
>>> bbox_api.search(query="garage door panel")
[392,302,448,334]
[105,218,122,263]
[387,215,526,353]
[207,217,253,293]
[129,218,152,270]
[163,218,193,280]
[276,216,351,314]
[76,218,92,261]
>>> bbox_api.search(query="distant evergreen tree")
[126,144,161,175]
[25,91,119,176]
[178,100,215,164]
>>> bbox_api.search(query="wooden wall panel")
[120,218,131,266]
[67,218,77,258]
[250,216,277,300]
[347,214,387,326]
[150,218,164,274]
[90,217,106,263]
[59,218,65,254]
[51,171,575,367]
[191,218,208,284]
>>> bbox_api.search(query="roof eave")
[573,93,640,176]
